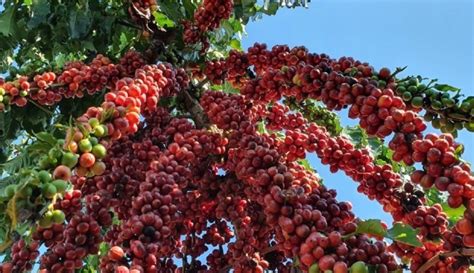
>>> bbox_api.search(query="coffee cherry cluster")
[259,102,306,131]
[202,43,474,272]
[39,242,84,272]
[118,50,147,78]
[0,51,146,111]
[204,59,227,85]
[183,0,233,47]
[3,23,474,273]
[3,240,40,273]
[64,213,102,257]
[32,223,65,247]
[405,205,449,240]
[411,133,474,206]
[201,91,399,272]
[54,190,82,220]
[86,190,114,227]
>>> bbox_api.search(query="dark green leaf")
[434,84,461,92]
[0,6,16,37]
[159,0,185,21]
[0,152,31,175]
[0,112,12,141]
[261,2,279,15]
[367,265,377,273]
[27,0,51,29]
[34,132,57,146]
[182,0,197,18]
[387,223,422,247]
[69,9,92,39]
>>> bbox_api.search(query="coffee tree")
[0,1,473,272]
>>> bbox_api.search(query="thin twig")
[181,89,209,129]
[425,107,471,122]
[417,248,474,273]
[28,83,66,93]
[27,99,54,115]
[196,78,210,90]
[117,19,142,30]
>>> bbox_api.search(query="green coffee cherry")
[431,100,443,110]
[350,261,368,273]
[411,96,423,108]
[423,112,435,122]
[5,184,16,198]
[309,263,320,273]
[432,119,441,129]
[402,92,412,101]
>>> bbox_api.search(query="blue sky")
[243,0,474,224]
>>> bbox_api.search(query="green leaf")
[182,0,198,18]
[69,9,92,39]
[441,203,465,223]
[262,2,279,15]
[159,0,185,21]
[0,153,31,175]
[222,82,239,94]
[342,126,368,147]
[355,219,387,237]
[455,144,464,157]
[230,39,242,50]
[118,32,130,52]
[0,112,12,141]
[425,188,443,206]
[297,159,316,173]
[34,132,57,146]
[387,223,422,247]
[28,142,54,155]
[152,11,175,28]
[257,121,268,134]
[0,6,16,37]
[27,0,51,29]
[434,84,461,92]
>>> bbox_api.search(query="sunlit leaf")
[387,223,422,247]
[356,219,387,237]
[434,84,460,92]
[230,39,242,50]
[152,11,175,28]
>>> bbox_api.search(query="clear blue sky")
[243,0,474,224]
